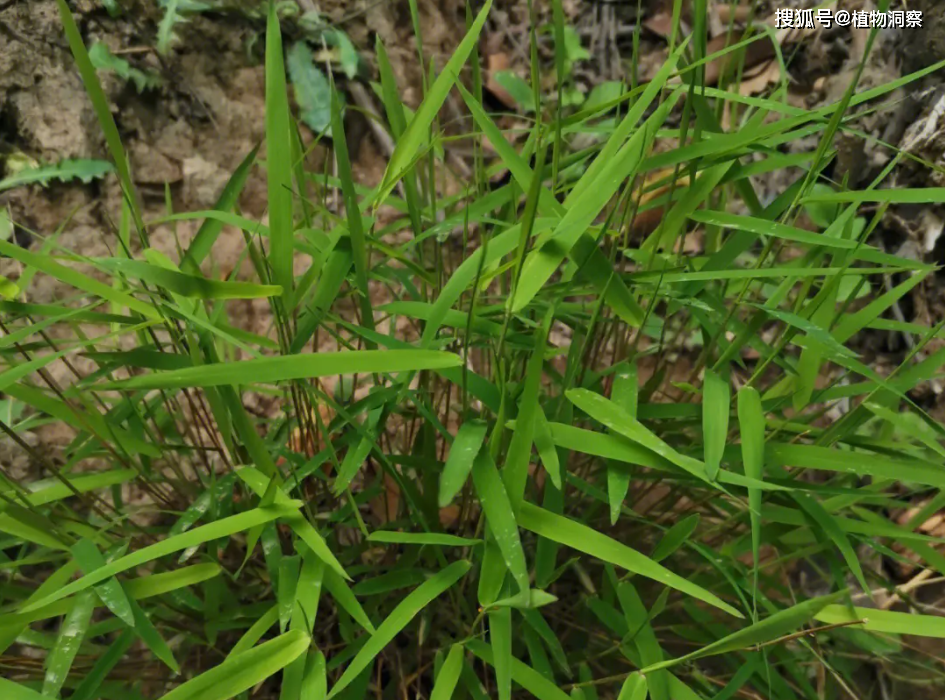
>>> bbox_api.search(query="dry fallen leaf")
[644,12,677,39]
[485,51,517,110]
[629,167,692,235]
[715,3,752,24]
[737,59,782,96]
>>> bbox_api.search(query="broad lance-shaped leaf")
[616,674,647,700]
[504,309,553,512]
[327,560,471,698]
[534,406,562,489]
[689,210,865,250]
[373,0,493,207]
[702,368,730,482]
[793,493,868,595]
[608,366,637,524]
[489,604,513,700]
[94,350,463,390]
[158,630,310,700]
[767,443,945,490]
[301,650,327,700]
[738,385,764,612]
[96,258,282,299]
[71,539,135,627]
[5,468,136,508]
[521,608,570,677]
[650,514,700,563]
[567,388,717,487]
[616,582,667,700]
[126,595,180,673]
[332,409,382,494]
[69,629,135,700]
[531,421,778,492]
[510,59,688,313]
[471,450,531,599]
[323,568,376,633]
[0,565,222,634]
[22,504,300,612]
[640,590,847,673]
[280,552,325,700]
[368,531,481,547]
[236,467,350,583]
[0,238,159,320]
[42,589,96,697]
[815,604,945,638]
[54,0,144,234]
[467,639,571,700]
[439,420,488,507]
[0,678,47,700]
[265,0,293,304]
[517,503,742,618]
[430,644,465,700]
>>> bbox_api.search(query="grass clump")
[2,2,945,699]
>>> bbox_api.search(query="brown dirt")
[0,0,474,473]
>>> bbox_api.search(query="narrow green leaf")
[702,369,730,482]
[368,531,481,547]
[534,406,563,491]
[327,560,471,698]
[608,367,637,524]
[97,259,282,299]
[489,605,513,700]
[69,629,135,700]
[567,389,713,486]
[650,514,700,563]
[472,450,530,598]
[430,644,465,700]
[616,673,647,700]
[815,605,945,638]
[738,386,764,611]
[504,310,553,510]
[467,639,571,700]
[0,679,47,700]
[53,0,143,233]
[42,589,96,697]
[71,540,135,627]
[181,144,259,272]
[517,503,742,617]
[265,1,294,303]
[373,0,493,206]
[158,630,309,700]
[793,493,868,594]
[0,239,159,319]
[323,569,376,634]
[440,421,488,507]
[690,210,864,250]
[22,505,300,612]
[641,591,846,673]
[94,350,462,390]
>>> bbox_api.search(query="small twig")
[347,82,397,160]
[754,619,868,650]
[879,568,937,610]
[113,47,153,55]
